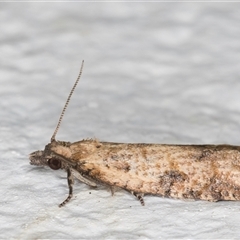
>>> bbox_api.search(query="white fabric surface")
[1,2,240,239]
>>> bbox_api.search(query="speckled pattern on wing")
[57,139,240,201]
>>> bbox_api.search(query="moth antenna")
[51,60,84,142]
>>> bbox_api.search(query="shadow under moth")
[29,60,240,207]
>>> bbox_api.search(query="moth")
[29,60,240,207]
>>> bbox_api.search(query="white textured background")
[1,2,240,239]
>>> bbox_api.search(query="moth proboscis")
[29,60,240,207]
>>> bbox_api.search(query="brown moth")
[29,60,240,207]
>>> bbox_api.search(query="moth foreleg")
[131,191,145,206]
[59,168,74,207]
[71,168,97,187]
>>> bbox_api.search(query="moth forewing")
[29,61,240,207]
[67,140,240,202]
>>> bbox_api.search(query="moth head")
[29,143,63,170]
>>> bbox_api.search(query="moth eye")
[48,158,61,170]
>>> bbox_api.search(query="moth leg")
[110,186,117,196]
[71,168,97,187]
[59,168,74,207]
[131,191,145,206]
